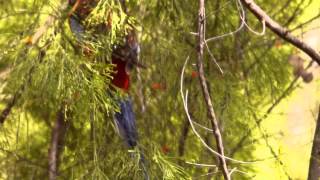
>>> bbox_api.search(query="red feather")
[111,57,130,90]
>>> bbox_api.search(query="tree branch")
[308,105,320,180]
[197,1,230,179]
[27,2,69,45]
[178,118,190,157]
[48,107,68,180]
[0,2,68,124]
[240,0,320,65]
[0,48,47,124]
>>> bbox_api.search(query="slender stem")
[230,62,313,156]
[197,0,230,179]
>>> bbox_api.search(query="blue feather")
[69,16,85,40]
[114,98,138,148]
[114,98,149,180]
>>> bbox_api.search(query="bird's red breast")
[111,57,130,91]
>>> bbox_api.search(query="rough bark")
[197,0,230,179]
[48,107,67,180]
[178,119,190,157]
[308,106,320,180]
[240,0,320,66]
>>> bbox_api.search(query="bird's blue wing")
[114,98,138,148]
[69,16,85,40]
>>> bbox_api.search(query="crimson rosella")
[68,1,149,179]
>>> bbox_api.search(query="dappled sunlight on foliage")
[0,0,319,179]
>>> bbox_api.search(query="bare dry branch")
[197,1,230,179]
[240,0,320,65]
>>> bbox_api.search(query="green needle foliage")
[0,0,314,179]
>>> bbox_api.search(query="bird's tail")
[114,98,149,180]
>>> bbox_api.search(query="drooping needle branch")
[197,0,230,179]
[0,51,45,124]
[240,0,320,66]
[0,2,68,125]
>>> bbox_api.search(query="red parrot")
[111,57,130,90]
[68,1,149,179]
[68,0,138,147]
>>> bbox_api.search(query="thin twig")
[205,0,245,43]
[249,109,293,180]
[180,57,254,164]
[231,61,314,156]
[185,161,217,167]
[290,13,320,32]
[236,0,266,36]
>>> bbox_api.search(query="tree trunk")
[48,107,67,180]
[308,106,320,180]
